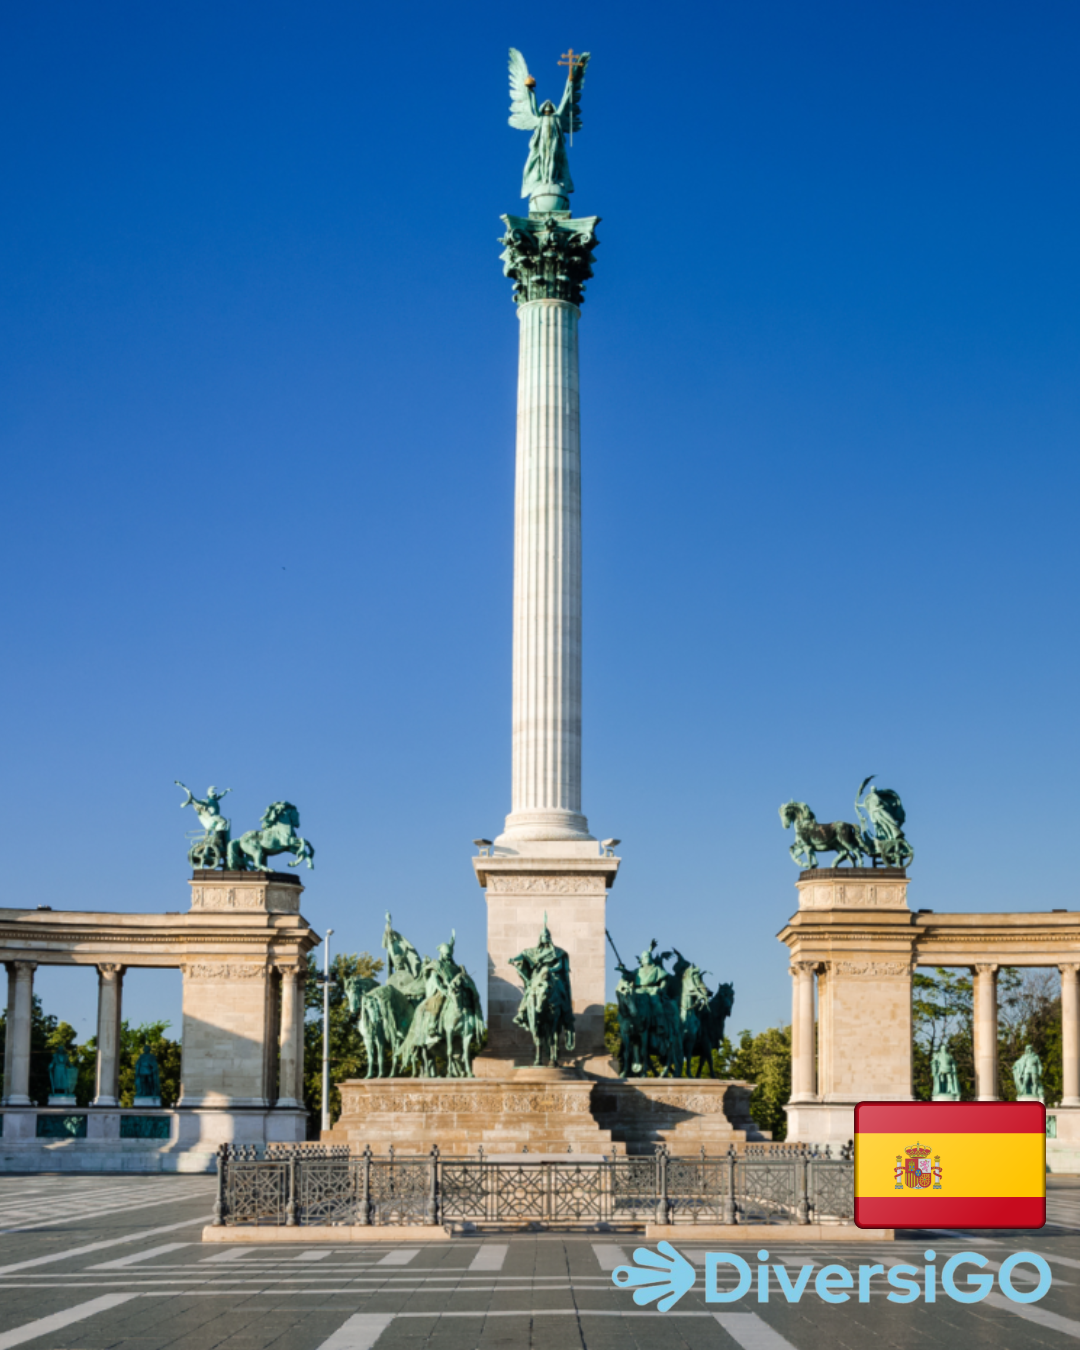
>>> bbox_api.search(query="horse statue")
[516,963,576,1068]
[227,801,315,871]
[344,974,393,1078]
[397,964,485,1079]
[779,799,866,869]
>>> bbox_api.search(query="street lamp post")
[321,927,334,1134]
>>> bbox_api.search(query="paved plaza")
[0,1177,1077,1349]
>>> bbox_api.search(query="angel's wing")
[508,47,539,129]
[556,51,590,133]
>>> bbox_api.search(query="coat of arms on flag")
[903,1143,933,1189]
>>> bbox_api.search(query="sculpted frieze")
[486,875,603,896]
[184,962,268,980]
[830,960,911,977]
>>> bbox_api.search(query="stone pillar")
[1061,964,1080,1107]
[93,964,125,1106]
[973,963,1000,1101]
[789,962,817,1102]
[498,297,590,844]
[276,965,304,1109]
[3,961,36,1106]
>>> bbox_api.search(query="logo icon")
[904,1142,933,1189]
[611,1241,696,1311]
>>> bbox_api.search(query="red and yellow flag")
[855,1101,1045,1229]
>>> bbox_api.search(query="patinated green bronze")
[134,1042,162,1100]
[47,1048,79,1097]
[344,914,486,1078]
[855,776,914,869]
[176,782,232,869]
[508,47,588,211]
[1012,1044,1045,1102]
[510,916,576,1067]
[931,1045,960,1100]
[780,778,913,870]
[608,933,733,1078]
[501,48,600,306]
[228,801,314,871]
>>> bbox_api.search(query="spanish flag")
[855,1101,1045,1229]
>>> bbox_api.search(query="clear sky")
[2,1,1078,1046]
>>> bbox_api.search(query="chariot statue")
[780,777,912,870]
[176,782,232,869]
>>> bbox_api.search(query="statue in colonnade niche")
[47,1048,79,1098]
[1012,1044,1045,1102]
[134,1041,162,1103]
[510,916,576,1068]
[931,1045,961,1100]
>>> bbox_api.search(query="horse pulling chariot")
[780,775,913,871]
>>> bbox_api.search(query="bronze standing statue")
[510,918,576,1067]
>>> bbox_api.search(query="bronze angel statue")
[508,47,589,211]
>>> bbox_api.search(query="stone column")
[92,964,125,1107]
[3,962,36,1106]
[973,963,999,1101]
[498,296,590,844]
[789,962,817,1102]
[276,965,304,1109]
[1061,964,1080,1107]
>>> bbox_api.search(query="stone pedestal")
[47,1095,76,1107]
[326,1075,612,1155]
[1048,1106,1080,1173]
[134,1096,162,1108]
[472,843,619,1073]
[779,869,915,1146]
[591,1079,769,1154]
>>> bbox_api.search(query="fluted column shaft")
[93,964,124,1106]
[276,966,304,1108]
[973,964,999,1101]
[1061,964,1080,1107]
[500,297,590,842]
[790,962,817,1101]
[4,962,36,1106]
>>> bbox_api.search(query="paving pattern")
[0,1175,1077,1348]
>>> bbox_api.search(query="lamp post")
[321,927,334,1134]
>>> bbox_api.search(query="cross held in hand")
[559,48,584,79]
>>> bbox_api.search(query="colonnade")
[787,959,1080,1102]
[0,960,307,1109]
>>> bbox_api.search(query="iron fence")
[214,1142,853,1229]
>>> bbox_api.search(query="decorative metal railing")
[214,1142,854,1229]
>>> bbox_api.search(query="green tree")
[716,1025,792,1140]
[303,950,383,1136]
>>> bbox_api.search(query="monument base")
[47,1095,76,1107]
[1048,1105,1080,1173]
[326,1077,613,1155]
[134,1096,162,1108]
[783,1100,859,1148]
[592,1079,769,1154]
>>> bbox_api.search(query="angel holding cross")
[508,47,589,212]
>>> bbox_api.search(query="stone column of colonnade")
[2,962,36,1105]
[1060,963,1080,1107]
[498,297,590,843]
[92,963,125,1106]
[973,962,1000,1101]
[789,961,818,1101]
[275,965,306,1108]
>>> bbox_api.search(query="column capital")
[275,962,304,981]
[789,961,819,977]
[499,212,599,306]
[1060,963,1080,976]
[96,963,126,980]
[974,962,999,976]
[11,960,37,976]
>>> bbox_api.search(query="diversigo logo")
[611,1244,1053,1310]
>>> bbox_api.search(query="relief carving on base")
[183,962,268,980]
[830,960,911,976]
[485,875,604,896]
[343,1089,591,1115]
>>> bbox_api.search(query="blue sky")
[2,1,1078,1044]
